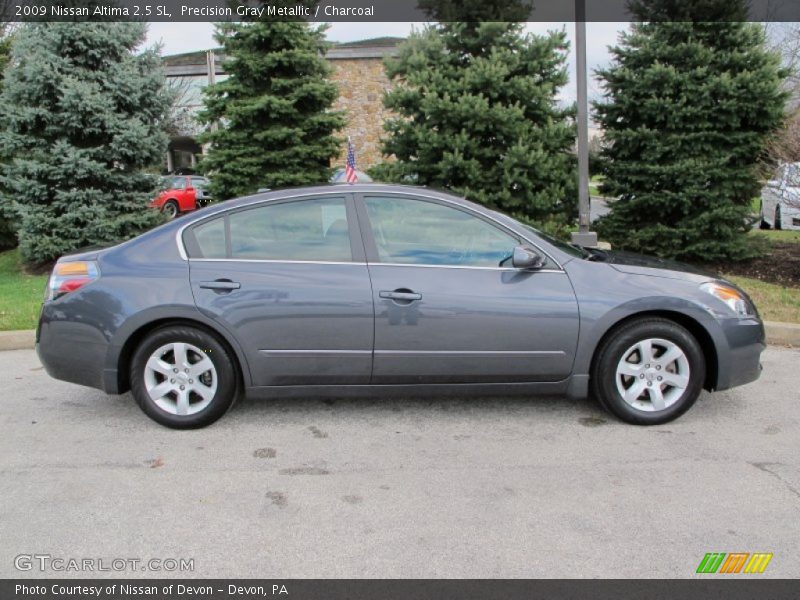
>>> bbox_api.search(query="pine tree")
[0,25,16,250]
[376,9,576,228]
[595,0,788,261]
[198,15,345,201]
[0,22,171,266]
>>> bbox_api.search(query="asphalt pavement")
[1,346,798,578]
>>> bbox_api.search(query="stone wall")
[329,57,395,170]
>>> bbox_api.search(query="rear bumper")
[36,318,110,393]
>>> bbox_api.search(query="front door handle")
[199,279,241,291]
[379,290,422,301]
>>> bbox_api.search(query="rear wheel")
[591,318,705,425]
[130,325,238,428]
[162,199,179,220]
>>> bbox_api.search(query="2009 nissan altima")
[36,184,764,428]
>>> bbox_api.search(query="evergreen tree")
[0,25,16,250]
[0,22,170,266]
[0,27,12,75]
[595,0,788,261]
[376,8,576,227]
[198,14,345,200]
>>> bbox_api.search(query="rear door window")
[185,197,352,262]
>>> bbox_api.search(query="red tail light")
[46,261,99,301]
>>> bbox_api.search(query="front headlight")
[700,282,755,317]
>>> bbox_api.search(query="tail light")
[46,261,100,301]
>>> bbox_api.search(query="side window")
[171,177,187,190]
[186,197,351,261]
[191,217,226,259]
[364,196,519,267]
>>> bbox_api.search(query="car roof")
[219,183,476,211]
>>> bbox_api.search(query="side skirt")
[245,379,582,400]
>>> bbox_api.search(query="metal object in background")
[572,0,598,248]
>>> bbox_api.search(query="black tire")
[130,325,239,429]
[590,318,706,425]
[162,200,179,220]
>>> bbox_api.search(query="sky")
[144,21,628,104]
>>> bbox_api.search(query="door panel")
[187,194,374,386]
[368,265,578,383]
[357,194,579,384]
[191,261,373,385]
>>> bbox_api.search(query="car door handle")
[199,280,241,291]
[379,290,422,301]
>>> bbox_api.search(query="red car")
[150,175,212,219]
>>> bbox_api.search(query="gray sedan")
[36,184,764,428]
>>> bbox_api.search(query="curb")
[764,321,800,347]
[0,330,36,352]
[1,322,798,352]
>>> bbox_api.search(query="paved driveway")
[1,347,798,578]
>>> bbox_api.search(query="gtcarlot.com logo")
[696,552,773,574]
[14,554,194,573]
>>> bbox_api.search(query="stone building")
[162,37,401,174]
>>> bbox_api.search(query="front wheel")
[591,318,706,425]
[130,325,239,428]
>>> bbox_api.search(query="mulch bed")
[701,242,800,288]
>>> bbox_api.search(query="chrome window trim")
[176,189,565,270]
[189,258,366,266]
[187,257,563,273]
[368,262,564,273]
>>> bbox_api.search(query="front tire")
[130,325,238,429]
[591,318,705,425]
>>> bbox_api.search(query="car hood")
[598,250,719,282]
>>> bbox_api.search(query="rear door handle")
[199,280,241,291]
[379,290,422,301]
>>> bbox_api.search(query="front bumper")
[713,317,765,392]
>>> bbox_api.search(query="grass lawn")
[748,229,800,245]
[589,175,603,196]
[725,275,800,324]
[0,249,48,331]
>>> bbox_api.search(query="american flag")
[345,138,358,184]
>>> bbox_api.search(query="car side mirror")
[512,245,546,270]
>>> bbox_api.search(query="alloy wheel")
[143,342,217,416]
[615,338,690,412]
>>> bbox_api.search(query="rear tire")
[591,318,705,425]
[130,325,238,429]
[162,200,179,220]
